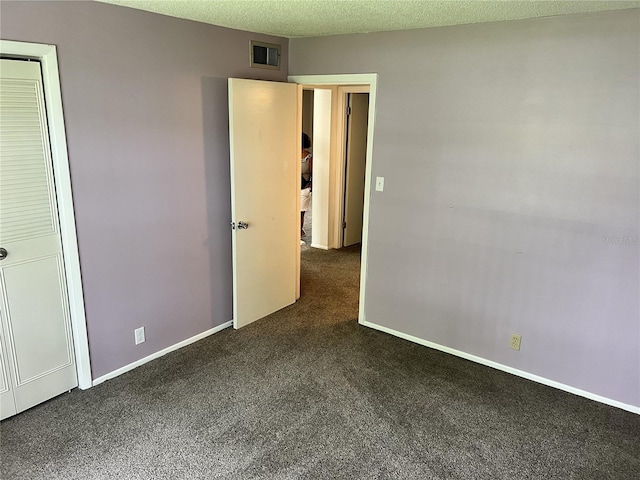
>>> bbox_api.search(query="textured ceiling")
[97,0,640,38]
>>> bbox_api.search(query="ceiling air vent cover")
[250,41,281,70]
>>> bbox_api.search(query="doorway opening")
[341,91,369,248]
[301,88,370,250]
[291,74,377,328]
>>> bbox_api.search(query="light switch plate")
[375,176,385,192]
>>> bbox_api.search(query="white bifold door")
[228,79,300,329]
[0,59,77,420]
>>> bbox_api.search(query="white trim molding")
[0,40,93,389]
[288,74,378,327]
[362,320,640,415]
[92,321,233,386]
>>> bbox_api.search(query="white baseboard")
[361,320,640,415]
[310,243,329,250]
[92,321,233,386]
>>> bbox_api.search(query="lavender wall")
[290,10,640,408]
[1,1,289,378]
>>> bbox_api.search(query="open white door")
[229,79,299,329]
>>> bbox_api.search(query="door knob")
[237,221,249,230]
[0,248,7,260]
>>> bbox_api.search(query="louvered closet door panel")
[0,59,77,420]
[0,62,58,244]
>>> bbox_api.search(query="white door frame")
[288,74,377,325]
[337,86,370,248]
[0,40,92,389]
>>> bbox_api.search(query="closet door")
[0,59,77,419]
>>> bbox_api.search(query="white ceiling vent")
[250,41,281,70]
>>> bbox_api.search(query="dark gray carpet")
[1,246,639,479]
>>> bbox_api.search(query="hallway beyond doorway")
[301,197,313,250]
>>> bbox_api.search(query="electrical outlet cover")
[510,334,522,351]
[135,327,145,345]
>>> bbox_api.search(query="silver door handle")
[237,221,249,230]
[0,248,7,260]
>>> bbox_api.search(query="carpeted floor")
[1,245,639,479]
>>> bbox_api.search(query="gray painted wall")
[1,1,288,378]
[290,10,639,408]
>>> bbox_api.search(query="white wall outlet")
[375,176,385,192]
[135,327,145,345]
[510,334,522,351]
